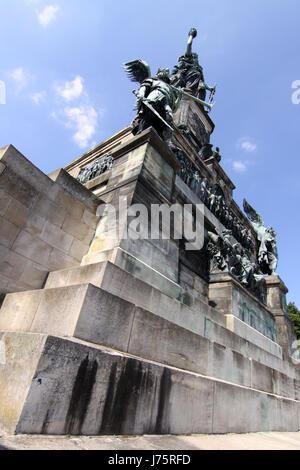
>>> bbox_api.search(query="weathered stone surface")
[1,332,299,436]
[0,218,20,249]
[265,275,297,353]
[13,230,53,266]
[40,221,73,252]
[74,287,136,352]
[212,381,299,434]
[0,161,5,176]
[0,189,11,216]
[0,332,47,434]
[44,261,287,370]
[34,196,67,228]
[209,274,279,343]
[225,314,282,357]
[50,168,101,213]
[1,281,298,398]
[0,126,299,439]
[4,199,30,228]
[0,145,102,294]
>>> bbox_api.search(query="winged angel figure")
[243,199,278,275]
[124,60,183,140]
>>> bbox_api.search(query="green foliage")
[287,302,300,340]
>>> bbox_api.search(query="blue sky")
[0,0,299,305]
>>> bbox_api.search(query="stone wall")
[0,145,101,294]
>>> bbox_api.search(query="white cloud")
[241,141,257,152]
[233,160,248,173]
[55,76,84,102]
[237,137,257,153]
[63,105,98,148]
[38,5,60,27]
[30,91,46,105]
[52,75,101,149]
[10,67,33,92]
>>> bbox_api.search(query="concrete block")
[75,286,135,352]
[0,244,9,264]
[141,144,174,200]
[24,213,46,236]
[0,161,5,176]
[62,216,90,241]
[55,189,85,220]
[4,198,30,228]
[276,398,300,432]
[278,372,296,400]
[30,284,89,336]
[47,248,79,271]
[46,262,106,290]
[120,237,179,284]
[128,307,210,375]
[13,230,52,266]
[212,382,273,434]
[34,196,67,228]
[0,145,58,203]
[225,314,282,358]
[19,262,49,290]
[43,262,291,383]
[0,189,12,216]
[0,332,47,434]
[0,251,29,281]
[211,344,251,387]
[295,379,300,401]
[1,332,299,436]
[0,168,39,209]
[114,248,182,302]
[0,290,44,332]
[251,360,275,394]
[51,168,100,213]
[69,239,89,262]
[0,217,20,248]
[40,221,73,252]
[9,334,215,435]
[0,274,31,295]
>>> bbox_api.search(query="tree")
[287,302,300,340]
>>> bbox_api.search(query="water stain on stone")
[41,409,51,434]
[100,359,143,434]
[152,367,171,434]
[0,294,6,309]
[99,358,172,435]
[64,355,98,435]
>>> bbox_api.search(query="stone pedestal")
[1,137,300,435]
[265,275,297,354]
[173,95,214,153]
[208,272,281,356]
[80,128,182,290]
[0,104,299,435]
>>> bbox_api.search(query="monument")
[0,29,299,436]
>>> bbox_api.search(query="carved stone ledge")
[208,272,280,346]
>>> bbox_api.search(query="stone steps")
[43,260,287,372]
[45,259,282,356]
[0,331,299,436]
[0,280,298,399]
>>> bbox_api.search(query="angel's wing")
[243,199,264,227]
[123,60,151,84]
